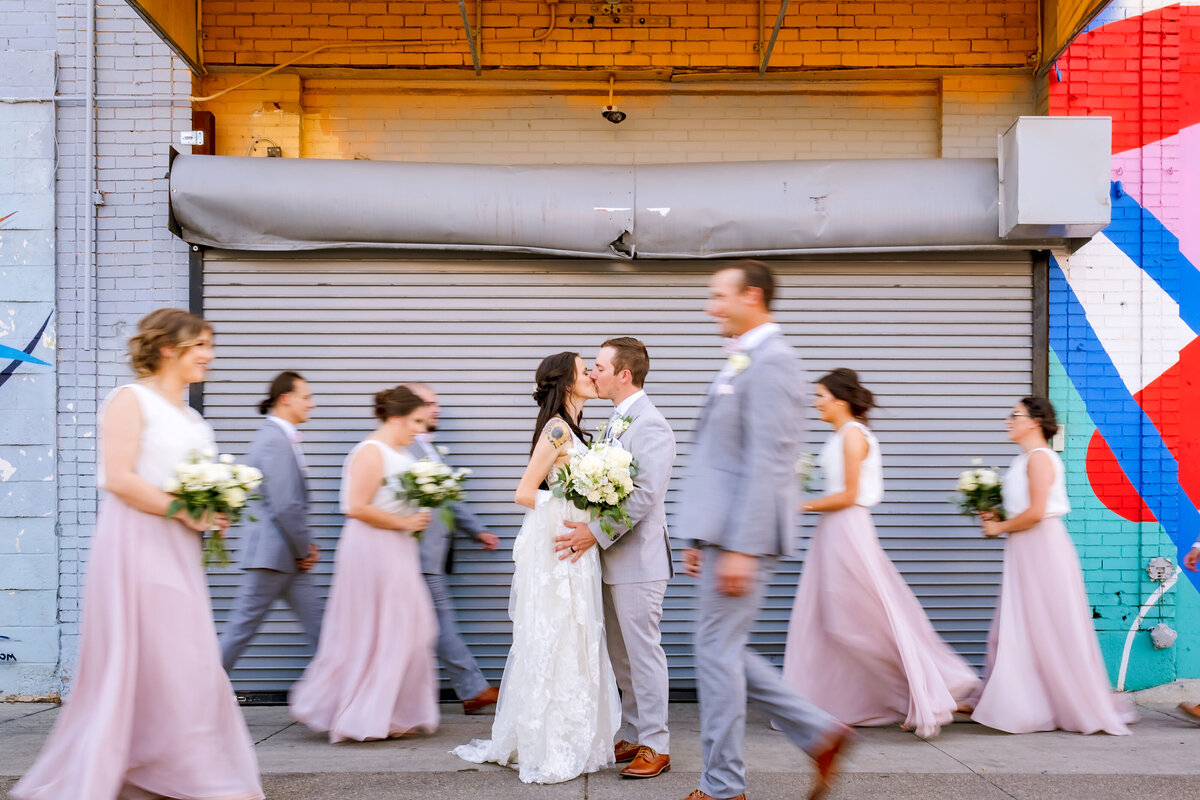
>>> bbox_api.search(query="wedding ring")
[570,546,577,553]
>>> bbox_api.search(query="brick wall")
[1045,2,1199,688]
[195,74,1037,164]
[49,0,194,689]
[0,39,59,699]
[198,0,1039,71]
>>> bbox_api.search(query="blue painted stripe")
[1049,258,1200,592]
[1104,186,1200,335]
[0,344,49,367]
[1084,2,1126,34]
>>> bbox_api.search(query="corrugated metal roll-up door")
[201,253,1033,694]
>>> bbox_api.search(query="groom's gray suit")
[590,392,675,754]
[220,417,323,673]
[678,325,840,799]
[408,435,492,702]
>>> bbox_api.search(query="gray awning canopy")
[169,119,1111,258]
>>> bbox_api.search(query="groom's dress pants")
[695,547,839,799]
[603,580,671,753]
[425,572,491,701]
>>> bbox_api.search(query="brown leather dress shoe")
[614,739,641,763]
[808,726,856,800]
[679,790,746,800]
[462,686,499,715]
[621,746,671,778]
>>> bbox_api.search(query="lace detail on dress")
[452,433,619,783]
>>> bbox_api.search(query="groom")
[679,261,853,800]
[555,337,676,780]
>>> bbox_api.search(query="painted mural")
[1049,0,1200,686]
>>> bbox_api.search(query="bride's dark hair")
[529,351,592,457]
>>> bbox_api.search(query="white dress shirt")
[268,415,307,472]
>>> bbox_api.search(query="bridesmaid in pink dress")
[289,385,440,742]
[971,397,1136,734]
[13,308,263,800]
[782,368,979,739]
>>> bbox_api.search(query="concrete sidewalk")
[4,683,1200,799]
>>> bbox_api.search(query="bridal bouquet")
[952,460,1006,520]
[164,450,264,567]
[552,441,638,539]
[395,458,470,539]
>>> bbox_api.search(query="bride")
[453,351,620,784]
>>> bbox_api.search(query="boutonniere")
[609,415,633,438]
[727,353,752,374]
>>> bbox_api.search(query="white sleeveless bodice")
[1001,447,1070,519]
[339,438,416,515]
[818,420,884,508]
[98,383,216,491]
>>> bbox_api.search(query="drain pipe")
[83,0,96,351]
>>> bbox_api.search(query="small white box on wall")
[998,116,1112,240]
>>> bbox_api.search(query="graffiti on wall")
[1050,1,1200,593]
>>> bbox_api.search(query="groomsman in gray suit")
[406,383,502,715]
[220,371,323,673]
[555,337,676,779]
[678,262,854,800]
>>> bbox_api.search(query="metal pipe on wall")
[83,0,96,351]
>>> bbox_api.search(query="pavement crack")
[919,735,1019,799]
[254,721,297,746]
[0,705,59,725]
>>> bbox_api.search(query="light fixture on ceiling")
[601,74,626,124]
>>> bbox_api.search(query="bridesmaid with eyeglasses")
[968,396,1136,734]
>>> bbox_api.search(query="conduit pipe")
[83,0,96,350]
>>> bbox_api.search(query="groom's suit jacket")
[591,393,676,584]
[238,420,311,573]
[677,330,806,558]
[407,437,487,575]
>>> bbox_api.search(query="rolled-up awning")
[170,119,1110,258]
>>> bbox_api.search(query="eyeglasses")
[1007,412,1031,420]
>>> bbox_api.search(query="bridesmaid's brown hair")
[127,308,211,378]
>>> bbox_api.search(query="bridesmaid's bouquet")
[952,460,1006,520]
[395,458,470,539]
[795,452,817,493]
[164,450,264,567]
[552,441,638,539]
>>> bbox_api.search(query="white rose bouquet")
[164,450,263,567]
[394,457,470,539]
[795,452,817,493]
[552,441,639,540]
[952,459,1006,520]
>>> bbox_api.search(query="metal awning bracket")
[456,0,483,75]
[759,0,792,75]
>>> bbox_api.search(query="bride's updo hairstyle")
[1019,396,1060,440]
[128,308,212,378]
[529,351,592,456]
[373,385,426,422]
[817,367,877,422]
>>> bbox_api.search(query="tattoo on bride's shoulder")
[545,422,570,449]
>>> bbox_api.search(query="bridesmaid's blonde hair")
[128,308,211,377]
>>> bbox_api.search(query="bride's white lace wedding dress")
[452,434,619,784]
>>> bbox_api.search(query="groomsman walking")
[221,371,323,673]
[406,383,502,715]
[678,262,854,800]
[555,337,676,779]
